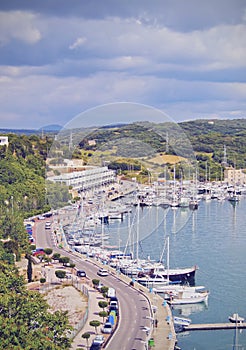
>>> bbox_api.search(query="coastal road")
[35,220,153,350]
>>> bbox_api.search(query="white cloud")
[0,11,41,45]
[69,36,87,50]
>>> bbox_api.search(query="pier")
[184,322,246,331]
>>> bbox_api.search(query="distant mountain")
[0,128,38,135]
[38,124,63,132]
[0,124,63,135]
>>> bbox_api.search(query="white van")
[107,287,116,298]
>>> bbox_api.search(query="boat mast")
[136,200,140,262]
[167,236,170,282]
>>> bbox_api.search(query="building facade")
[224,167,246,185]
[48,166,116,192]
[0,136,8,147]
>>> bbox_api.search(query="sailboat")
[134,236,198,289]
[189,172,199,210]
[149,236,198,285]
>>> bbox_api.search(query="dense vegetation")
[76,118,246,181]
[0,134,73,349]
[0,262,72,349]
[0,118,245,348]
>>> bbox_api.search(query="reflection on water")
[108,197,246,349]
[171,302,208,317]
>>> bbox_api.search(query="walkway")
[71,282,106,349]
[184,322,246,331]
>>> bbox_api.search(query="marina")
[49,179,246,349]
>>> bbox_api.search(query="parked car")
[109,296,118,302]
[97,268,109,277]
[89,344,101,350]
[109,305,118,316]
[109,300,118,309]
[92,335,105,346]
[76,270,86,277]
[107,287,116,298]
[102,322,113,334]
[32,248,45,256]
[45,222,51,229]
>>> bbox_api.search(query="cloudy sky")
[0,0,246,129]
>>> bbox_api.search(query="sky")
[0,0,246,130]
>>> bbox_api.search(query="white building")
[48,166,116,192]
[0,136,8,147]
[224,167,246,185]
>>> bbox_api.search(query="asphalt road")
[35,220,152,350]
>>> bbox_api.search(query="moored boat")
[228,313,244,323]
[173,316,192,327]
[167,289,209,305]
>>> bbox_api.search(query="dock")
[184,322,246,331]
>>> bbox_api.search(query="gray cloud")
[0,1,245,129]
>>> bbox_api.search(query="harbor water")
[106,197,246,349]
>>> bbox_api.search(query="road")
[35,220,153,350]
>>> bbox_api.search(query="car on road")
[102,322,113,334]
[92,335,105,346]
[76,270,86,277]
[97,268,109,277]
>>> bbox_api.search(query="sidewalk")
[71,261,176,350]
[71,283,106,349]
[113,271,177,350]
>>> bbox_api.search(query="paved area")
[33,219,177,350]
[70,263,177,350]
[113,272,177,350]
[71,282,106,349]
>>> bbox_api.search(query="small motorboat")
[173,316,192,326]
[228,313,244,323]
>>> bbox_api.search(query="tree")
[81,332,90,349]
[58,256,70,266]
[89,320,101,334]
[92,279,100,288]
[44,248,53,256]
[27,256,33,283]
[98,300,108,310]
[55,270,66,282]
[99,311,108,323]
[44,248,53,265]
[100,286,109,297]
[52,252,61,261]
[0,261,72,349]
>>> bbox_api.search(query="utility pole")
[166,132,169,153]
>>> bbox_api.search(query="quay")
[184,322,246,331]
[93,261,177,350]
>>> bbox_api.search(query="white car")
[97,269,109,277]
[92,335,105,346]
[102,322,113,334]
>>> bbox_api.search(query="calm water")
[107,197,246,350]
